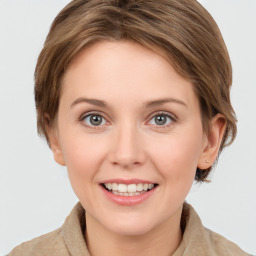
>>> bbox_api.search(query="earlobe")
[198,114,227,169]
[45,116,66,166]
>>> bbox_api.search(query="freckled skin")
[48,40,224,255]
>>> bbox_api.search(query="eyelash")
[147,112,177,128]
[79,111,109,130]
[79,111,177,129]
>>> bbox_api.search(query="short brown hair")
[35,0,237,182]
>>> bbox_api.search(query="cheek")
[59,131,108,183]
[149,131,203,183]
[60,134,111,208]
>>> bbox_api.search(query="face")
[50,40,214,236]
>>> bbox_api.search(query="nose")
[108,123,146,169]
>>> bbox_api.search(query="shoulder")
[7,202,87,256]
[8,228,69,256]
[181,203,251,256]
[204,228,250,256]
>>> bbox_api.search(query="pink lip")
[101,179,154,185]
[100,183,157,206]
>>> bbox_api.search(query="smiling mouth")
[102,183,158,196]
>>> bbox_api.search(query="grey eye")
[149,114,172,126]
[84,114,106,126]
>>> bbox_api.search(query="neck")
[85,209,183,256]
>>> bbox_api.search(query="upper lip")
[101,179,156,185]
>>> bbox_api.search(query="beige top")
[8,202,250,256]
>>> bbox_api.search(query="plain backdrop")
[0,0,255,255]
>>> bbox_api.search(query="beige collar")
[61,202,249,256]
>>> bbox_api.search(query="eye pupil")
[155,115,167,125]
[90,115,102,126]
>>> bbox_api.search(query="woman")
[8,0,251,255]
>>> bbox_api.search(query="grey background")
[0,0,255,254]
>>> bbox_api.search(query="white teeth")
[127,184,136,192]
[118,184,127,193]
[137,183,143,192]
[104,182,156,196]
[112,183,118,190]
[148,184,154,189]
[106,183,112,190]
[110,191,147,196]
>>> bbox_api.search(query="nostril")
[111,160,141,169]
[108,133,146,168]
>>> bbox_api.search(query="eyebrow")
[70,97,187,109]
[145,98,188,108]
[70,98,107,108]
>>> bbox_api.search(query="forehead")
[67,40,171,78]
[61,40,198,110]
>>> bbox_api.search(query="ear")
[198,114,227,169]
[45,115,66,166]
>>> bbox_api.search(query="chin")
[104,215,157,236]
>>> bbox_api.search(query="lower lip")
[100,185,157,206]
